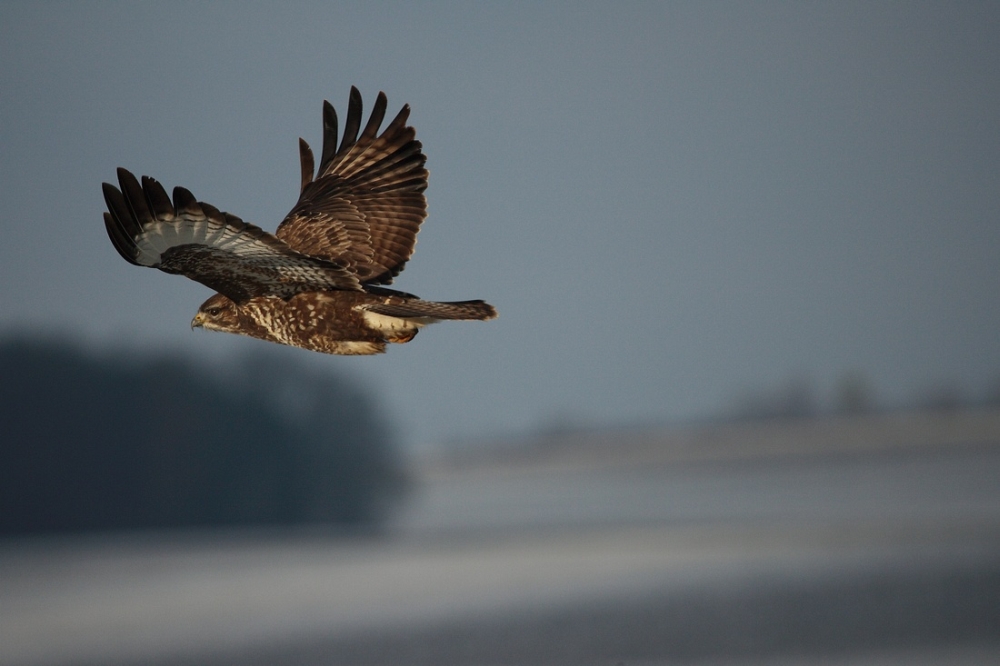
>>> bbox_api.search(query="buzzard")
[103,87,496,355]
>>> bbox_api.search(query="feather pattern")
[276,86,428,285]
[103,168,360,303]
[360,297,498,321]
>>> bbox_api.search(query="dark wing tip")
[338,86,364,154]
[382,102,412,136]
[141,175,176,219]
[319,100,339,175]
[172,186,205,218]
[102,179,143,239]
[299,137,315,193]
[322,99,337,130]
[103,211,141,265]
[117,168,156,226]
[359,91,388,140]
[101,180,121,205]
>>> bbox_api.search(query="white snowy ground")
[2,412,999,665]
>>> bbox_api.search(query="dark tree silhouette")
[0,336,404,536]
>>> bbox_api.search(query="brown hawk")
[103,87,496,355]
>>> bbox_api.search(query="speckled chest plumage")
[239,292,388,355]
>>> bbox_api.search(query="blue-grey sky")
[2,2,998,449]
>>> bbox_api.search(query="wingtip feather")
[319,100,338,175]
[172,186,204,218]
[338,86,364,155]
[103,211,141,265]
[141,175,176,220]
[299,137,315,193]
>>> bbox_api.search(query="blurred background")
[1,2,999,664]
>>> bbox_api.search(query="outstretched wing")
[103,168,361,304]
[276,87,428,285]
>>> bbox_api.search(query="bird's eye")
[208,307,222,316]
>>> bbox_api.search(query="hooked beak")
[191,313,205,329]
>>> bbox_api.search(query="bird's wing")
[103,168,361,304]
[276,87,428,285]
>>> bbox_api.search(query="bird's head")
[191,293,240,333]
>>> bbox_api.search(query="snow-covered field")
[3,412,999,665]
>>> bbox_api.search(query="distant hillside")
[0,337,403,535]
[427,409,1000,475]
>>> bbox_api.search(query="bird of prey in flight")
[103,87,496,355]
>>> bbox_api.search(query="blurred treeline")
[0,337,405,536]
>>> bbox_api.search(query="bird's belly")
[242,294,388,355]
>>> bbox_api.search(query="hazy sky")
[2,2,998,449]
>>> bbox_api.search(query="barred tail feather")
[363,299,497,321]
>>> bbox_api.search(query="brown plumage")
[103,87,496,355]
